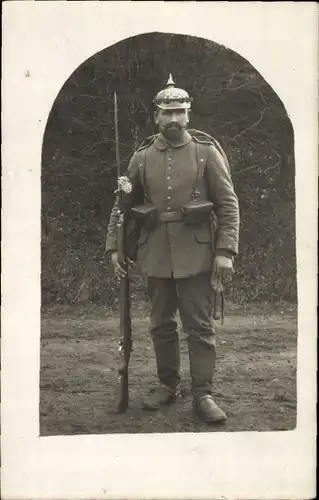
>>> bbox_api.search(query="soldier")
[106,75,240,424]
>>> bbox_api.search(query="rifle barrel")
[113,90,132,414]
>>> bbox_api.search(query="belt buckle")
[165,211,176,221]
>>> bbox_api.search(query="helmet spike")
[166,74,175,87]
[153,75,191,110]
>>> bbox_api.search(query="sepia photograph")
[2,2,317,499]
[40,31,297,436]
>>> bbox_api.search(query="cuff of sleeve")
[105,249,116,258]
[215,249,234,259]
[216,234,238,255]
[105,238,117,255]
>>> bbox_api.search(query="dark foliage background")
[41,32,296,306]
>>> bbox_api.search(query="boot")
[188,334,216,398]
[188,335,226,423]
[194,395,227,424]
[143,384,178,410]
[143,334,180,410]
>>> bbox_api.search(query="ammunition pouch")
[130,204,158,230]
[181,200,214,226]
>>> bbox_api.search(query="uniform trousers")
[147,272,216,399]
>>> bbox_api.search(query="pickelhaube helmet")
[153,74,192,110]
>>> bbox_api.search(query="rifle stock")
[114,92,133,413]
[115,271,132,412]
[115,368,129,413]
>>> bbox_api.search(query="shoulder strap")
[188,128,231,175]
[137,148,150,203]
[135,135,159,203]
[136,134,158,152]
[193,142,209,200]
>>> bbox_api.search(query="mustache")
[165,123,182,130]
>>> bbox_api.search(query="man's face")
[155,108,190,141]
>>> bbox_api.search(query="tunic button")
[168,186,172,190]
[167,196,171,200]
[167,176,171,180]
[167,206,171,211]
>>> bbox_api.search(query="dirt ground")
[40,302,297,435]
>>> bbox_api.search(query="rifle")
[113,92,133,413]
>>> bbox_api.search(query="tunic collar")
[154,130,193,150]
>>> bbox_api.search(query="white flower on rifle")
[117,176,132,194]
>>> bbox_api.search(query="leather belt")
[158,211,183,222]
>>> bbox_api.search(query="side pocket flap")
[194,225,212,243]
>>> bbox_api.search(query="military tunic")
[106,130,239,279]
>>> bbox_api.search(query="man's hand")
[111,251,134,278]
[213,255,234,277]
[211,255,233,292]
[111,251,127,278]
